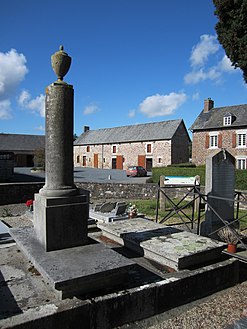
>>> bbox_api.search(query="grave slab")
[97,218,226,270]
[10,226,135,299]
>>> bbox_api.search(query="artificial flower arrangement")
[25,199,34,212]
[127,203,138,218]
[217,226,240,253]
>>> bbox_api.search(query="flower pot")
[227,244,237,253]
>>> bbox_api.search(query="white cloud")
[34,125,45,131]
[0,49,28,120]
[128,109,136,118]
[83,104,100,115]
[190,34,219,68]
[0,100,12,119]
[184,67,221,84]
[0,49,28,100]
[217,55,236,72]
[18,90,45,117]
[184,34,239,85]
[139,92,187,118]
[192,92,200,100]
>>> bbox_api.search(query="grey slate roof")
[0,133,45,152]
[74,119,184,145]
[190,104,247,131]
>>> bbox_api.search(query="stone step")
[97,218,226,271]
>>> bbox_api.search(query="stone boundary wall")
[0,182,45,205]
[1,182,246,209]
[0,182,159,205]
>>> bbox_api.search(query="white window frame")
[223,115,231,126]
[236,130,246,148]
[236,157,247,170]
[209,132,219,149]
[146,143,152,154]
[112,145,117,154]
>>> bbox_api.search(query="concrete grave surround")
[97,218,226,270]
[10,226,134,299]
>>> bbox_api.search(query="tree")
[213,0,247,82]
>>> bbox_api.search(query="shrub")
[152,166,246,190]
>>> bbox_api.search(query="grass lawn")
[129,199,247,230]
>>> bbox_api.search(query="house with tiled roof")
[190,99,247,169]
[74,119,190,170]
[0,133,45,167]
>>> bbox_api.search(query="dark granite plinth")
[10,227,135,299]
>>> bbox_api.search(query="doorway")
[146,158,153,171]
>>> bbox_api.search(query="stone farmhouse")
[0,133,45,167]
[74,119,190,170]
[190,99,247,169]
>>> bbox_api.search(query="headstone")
[200,149,235,237]
[34,46,88,251]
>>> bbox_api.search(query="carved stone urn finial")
[51,45,72,83]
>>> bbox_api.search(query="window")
[158,157,162,164]
[237,133,246,148]
[147,143,152,153]
[112,145,116,153]
[86,146,90,152]
[236,157,246,170]
[210,134,218,148]
[76,155,80,163]
[223,116,231,126]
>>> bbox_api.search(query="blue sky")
[0,0,246,137]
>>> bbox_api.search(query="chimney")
[204,98,214,113]
[83,126,90,133]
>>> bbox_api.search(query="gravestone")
[200,149,235,238]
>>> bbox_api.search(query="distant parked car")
[126,166,147,177]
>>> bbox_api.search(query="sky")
[0,0,246,138]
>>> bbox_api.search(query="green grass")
[130,198,247,230]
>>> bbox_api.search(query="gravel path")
[1,203,247,329]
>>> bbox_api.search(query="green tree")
[213,0,247,82]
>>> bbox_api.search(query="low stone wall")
[0,182,158,205]
[0,182,44,205]
[76,182,158,201]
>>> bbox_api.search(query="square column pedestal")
[34,193,88,251]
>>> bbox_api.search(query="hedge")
[152,166,246,190]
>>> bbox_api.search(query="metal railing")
[155,185,247,251]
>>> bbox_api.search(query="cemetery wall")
[0,182,201,205]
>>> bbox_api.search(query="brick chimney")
[83,126,90,133]
[204,98,214,113]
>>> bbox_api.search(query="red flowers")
[26,200,33,207]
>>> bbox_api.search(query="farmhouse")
[190,99,247,169]
[74,119,190,170]
[0,133,45,167]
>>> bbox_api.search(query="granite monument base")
[34,193,88,251]
[10,226,135,299]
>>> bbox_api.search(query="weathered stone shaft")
[40,83,77,197]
